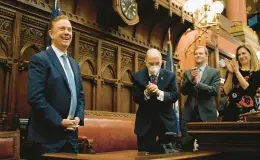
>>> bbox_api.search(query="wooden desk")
[43,150,219,160]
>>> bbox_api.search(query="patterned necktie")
[61,54,77,119]
[150,75,157,84]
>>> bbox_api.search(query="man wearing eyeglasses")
[132,48,178,153]
[180,46,220,151]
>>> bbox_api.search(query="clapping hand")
[224,58,233,73]
[232,58,239,74]
[190,67,199,81]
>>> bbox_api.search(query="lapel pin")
[161,77,163,80]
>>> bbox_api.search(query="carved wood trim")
[84,110,136,119]
[20,43,41,59]
[187,122,260,132]
[0,35,9,57]
[79,62,95,77]
[10,0,174,55]
[17,0,51,13]
[120,68,133,82]
[155,0,193,22]
[100,63,116,79]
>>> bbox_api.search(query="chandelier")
[183,0,224,54]
[184,0,224,29]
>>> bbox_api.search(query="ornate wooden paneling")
[187,122,260,153]
[20,16,46,51]
[138,56,146,71]
[0,0,187,132]
[118,86,132,113]
[82,80,94,111]
[100,83,114,112]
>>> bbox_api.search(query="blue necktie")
[62,54,77,119]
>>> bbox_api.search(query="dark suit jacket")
[181,66,220,122]
[132,68,178,136]
[27,47,85,143]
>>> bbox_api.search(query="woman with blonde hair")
[222,44,260,121]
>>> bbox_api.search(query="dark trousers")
[30,139,78,160]
[137,118,176,153]
[180,106,201,151]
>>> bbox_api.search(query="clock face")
[120,0,137,20]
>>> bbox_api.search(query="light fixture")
[184,0,224,28]
[183,0,224,55]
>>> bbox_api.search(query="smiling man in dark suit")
[180,46,220,151]
[27,15,85,159]
[132,48,178,153]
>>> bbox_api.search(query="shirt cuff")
[157,90,164,101]
[144,90,150,101]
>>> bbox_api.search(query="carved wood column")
[9,11,22,129]
[72,31,80,59]
[95,40,102,110]
[115,46,121,112]
[0,61,12,121]
[133,52,139,113]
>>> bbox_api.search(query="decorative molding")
[21,24,44,39]
[20,24,45,49]
[0,19,12,33]
[138,58,146,70]
[101,48,115,63]
[121,55,133,68]
[120,68,133,83]
[79,41,96,57]
[0,34,11,50]
[0,6,16,18]
[187,122,260,153]
[101,63,116,79]
[84,110,136,119]
[12,0,176,55]
[21,15,48,28]
[17,0,51,13]
[187,122,260,132]
[154,0,192,21]
[79,58,95,75]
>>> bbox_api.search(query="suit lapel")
[157,69,164,89]
[139,68,150,86]
[47,47,69,88]
[200,66,208,83]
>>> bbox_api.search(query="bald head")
[146,48,162,60]
[146,48,162,75]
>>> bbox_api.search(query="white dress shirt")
[52,45,74,82]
